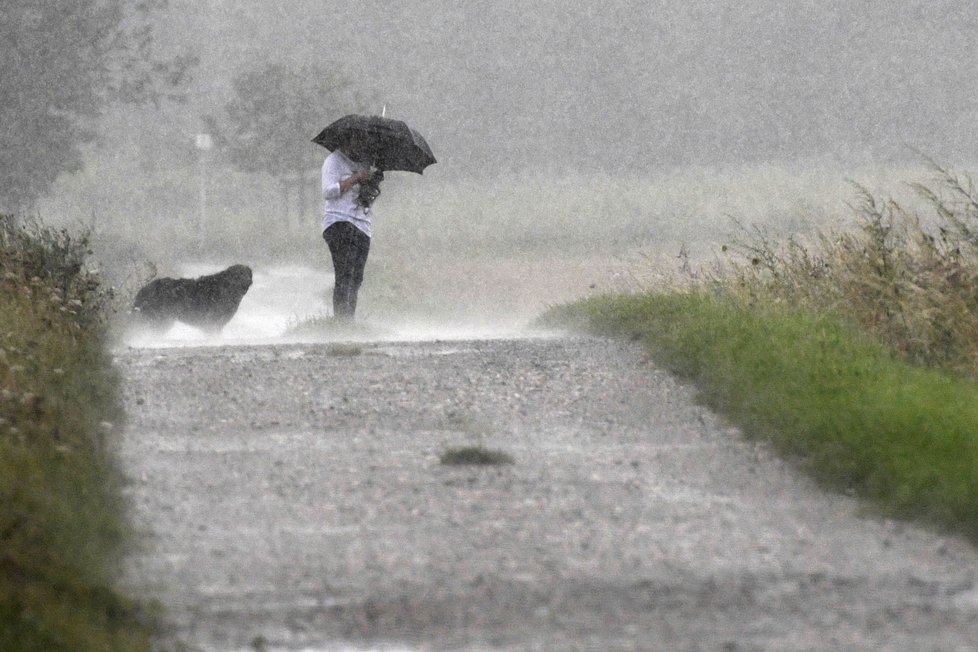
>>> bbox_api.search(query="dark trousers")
[323,221,370,319]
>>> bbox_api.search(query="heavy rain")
[16,1,976,341]
[6,2,978,650]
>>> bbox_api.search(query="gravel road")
[116,334,978,651]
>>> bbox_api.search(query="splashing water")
[123,263,546,348]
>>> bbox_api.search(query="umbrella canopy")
[312,114,436,174]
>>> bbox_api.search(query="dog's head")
[220,264,253,294]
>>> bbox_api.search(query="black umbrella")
[312,114,436,174]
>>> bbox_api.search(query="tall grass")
[0,215,150,651]
[725,160,978,376]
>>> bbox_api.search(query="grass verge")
[543,292,978,542]
[723,161,978,377]
[0,216,151,651]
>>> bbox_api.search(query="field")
[37,157,942,326]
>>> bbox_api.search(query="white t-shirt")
[321,150,373,237]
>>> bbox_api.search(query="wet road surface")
[117,335,978,651]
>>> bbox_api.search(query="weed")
[720,161,978,376]
[0,214,150,650]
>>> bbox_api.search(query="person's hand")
[340,170,372,192]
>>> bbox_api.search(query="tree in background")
[0,0,195,213]
[206,63,370,225]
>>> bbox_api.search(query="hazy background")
[33,0,978,327]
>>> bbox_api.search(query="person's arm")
[324,168,371,200]
[323,153,372,199]
[339,169,372,193]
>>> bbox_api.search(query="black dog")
[133,264,253,334]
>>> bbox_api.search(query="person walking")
[320,138,382,321]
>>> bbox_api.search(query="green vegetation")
[0,215,150,651]
[544,163,978,542]
[204,62,369,222]
[546,292,978,540]
[1,2,193,212]
[726,161,978,377]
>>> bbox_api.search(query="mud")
[117,335,978,651]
